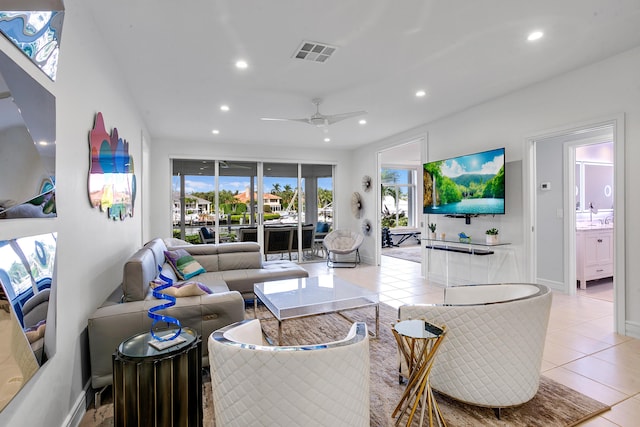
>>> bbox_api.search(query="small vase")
[486,235,498,245]
[430,232,437,240]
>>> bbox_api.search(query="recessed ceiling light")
[38,140,48,146]
[235,60,248,69]
[212,129,220,134]
[220,105,230,112]
[415,90,426,97]
[527,31,544,41]
[359,119,367,125]
[324,137,331,143]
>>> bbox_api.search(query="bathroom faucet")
[589,202,598,224]
[604,216,613,224]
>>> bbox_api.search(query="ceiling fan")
[261,98,367,128]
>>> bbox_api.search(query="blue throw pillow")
[316,222,330,233]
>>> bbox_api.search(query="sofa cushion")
[145,238,168,269]
[221,261,309,296]
[123,247,159,302]
[150,279,213,297]
[164,249,206,280]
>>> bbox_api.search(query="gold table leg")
[392,325,447,427]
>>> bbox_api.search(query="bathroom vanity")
[576,225,614,289]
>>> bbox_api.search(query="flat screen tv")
[423,147,505,216]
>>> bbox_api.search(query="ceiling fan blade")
[325,110,367,125]
[260,117,311,124]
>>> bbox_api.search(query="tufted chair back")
[209,319,370,427]
[399,283,552,409]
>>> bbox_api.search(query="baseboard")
[536,278,564,292]
[625,320,640,339]
[63,381,90,427]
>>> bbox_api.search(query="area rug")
[382,245,422,263]
[81,303,610,427]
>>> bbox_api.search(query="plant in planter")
[428,223,437,239]
[485,228,499,244]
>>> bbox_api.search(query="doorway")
[376,138,424,265]
[527,116,626,334]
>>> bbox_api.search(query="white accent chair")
[208,319,370,427]
[398,283,552,415]
[322,229,364,267]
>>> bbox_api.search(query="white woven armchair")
[208,319,370,427]
[398,283,552,415]
[322,229,364,267]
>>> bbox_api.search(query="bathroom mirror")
[0,232,57,411]
[584,163,614,212]
[0,47,56,219]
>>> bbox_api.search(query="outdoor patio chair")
[199,227,216,244]
[292,224,316,259]
[264,226,293,260]
[238,226,258,242]
[323,229,364,267]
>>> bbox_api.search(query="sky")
[173,175,332,195]
[439,148,504,178]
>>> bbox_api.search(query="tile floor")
[302,256,639,427]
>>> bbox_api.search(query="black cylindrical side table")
[112,327,202,427]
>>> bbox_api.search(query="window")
[381,167,417,229]
[171,160,334,249]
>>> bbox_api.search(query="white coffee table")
[254,275,379,345]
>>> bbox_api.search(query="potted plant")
[428,223,437,239]
[486,228,499,245]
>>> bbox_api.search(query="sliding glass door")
[172,159,333,263]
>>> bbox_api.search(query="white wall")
[354,46,640,336]
[535,139,565,285]
[0,2,149,425]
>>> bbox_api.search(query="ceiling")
[85,1,640,150]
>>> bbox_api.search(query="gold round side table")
[392,319,447,427]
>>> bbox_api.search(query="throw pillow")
[150,279,213,297]
[164,249,206,280]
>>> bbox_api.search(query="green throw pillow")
[164,249,206,280]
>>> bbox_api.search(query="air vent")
[292,41,337,63]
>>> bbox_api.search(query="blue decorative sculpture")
[147,266,182,341]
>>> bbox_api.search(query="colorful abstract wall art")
[88,112,136,221]
[0,7,65,81]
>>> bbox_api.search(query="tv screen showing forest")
[423,147,505,215]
